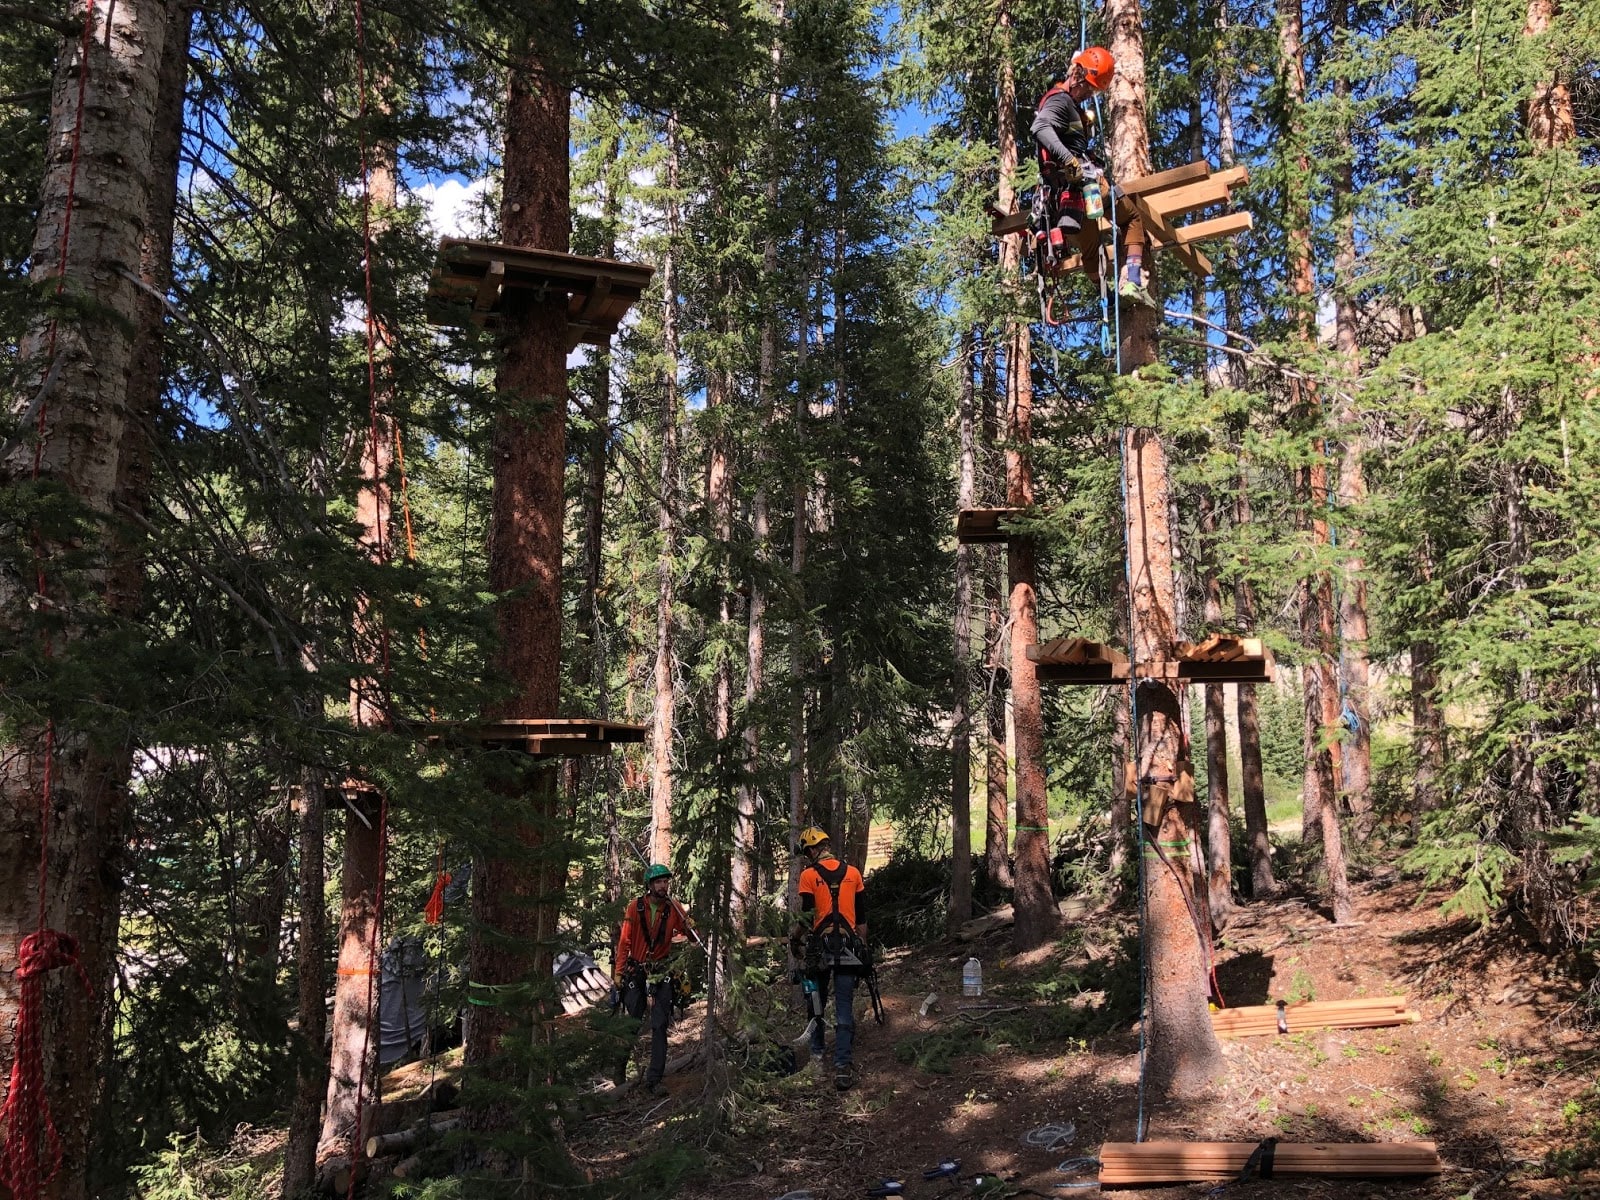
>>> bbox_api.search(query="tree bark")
[1411,639,1445,817]
[1198,494,1234,927]
[0,2,184,1195]
[282,768,329,1198]
[320,144,399,1163]
[981,346,1012,891]
[1524,0,1576,148]
[950,329,977,929]
[1106,0,1224,1095]
[996,1,1057,952]
[648,114,683,870]
[465,28,571,1097]
[1331,0,1373,839]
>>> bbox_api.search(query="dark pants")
[808,970,858,1068]
[621,977,674,1085]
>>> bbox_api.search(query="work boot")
[643,1078,665,1097]
[1118,278,1158,311]
[834,1063,856,1092]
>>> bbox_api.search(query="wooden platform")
[421,718,647,758]
[1027,637,1130,685]
[990,160,1251,280]
[955,507,1022,543]
[427,238,655,348]
[1212,996,1420,1039]
[1163,633,1275,683]
[1098,1140,1441,1185]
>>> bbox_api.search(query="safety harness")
[807,860,865,970]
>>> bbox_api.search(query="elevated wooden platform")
[1163,633,1275,683]
[427,238,655,348]
[422,718,647,758]
[1028,634,1273,686]
[955,506,1022,544]
[1027,637,1130,685]
[990,160,1251,280]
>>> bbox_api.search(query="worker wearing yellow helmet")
[790,826,869,1091]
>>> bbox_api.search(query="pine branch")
[0,4,80,36]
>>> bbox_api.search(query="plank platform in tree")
[419,717,647,758]
[1212,996,1421,1039]
[1112,163,1251,278]
[1098,1140,1441,1185]
[1027,638,1130,685]
[426,237,655,348]
[956,506,1023,543]
[1136,635,1275,683]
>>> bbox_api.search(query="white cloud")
[414,176,494,240]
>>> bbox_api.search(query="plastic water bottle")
[962,956,983,998]
[1083,180,1104,222]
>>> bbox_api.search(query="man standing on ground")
[613,863,690,1094]
[791,827,870,1091]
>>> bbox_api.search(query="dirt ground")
[576,872,1600,1200]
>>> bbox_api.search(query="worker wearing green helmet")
[613,862,692,1093]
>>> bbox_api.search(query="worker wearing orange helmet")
[1030,46,1155,309]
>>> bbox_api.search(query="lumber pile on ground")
[1098,1140,1441,1185]
[1211,995,1420,1038]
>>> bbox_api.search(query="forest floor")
[575,871,1600,1200]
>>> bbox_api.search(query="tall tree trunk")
[1524,0,1576,147]
[1198,494,1234,927]
[950,329,977,929]
[465,27,572,1113]
[786,294,813,913]
[1106,0,1224,1096]
[1280,0,1351,921]
[1411,638,1445,817]
[648,115,683,869]
[996,2,1057,951]
[319,144,399,1162]
[1331,0,1373,839]
[282,768,329,1197]
[981,347,1012,890]
[1216,0,1274,898]
[0,3,183,1195]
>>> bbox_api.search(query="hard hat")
[644,863,672,883]
[798,826,830,849]
[1071,46,1115,92]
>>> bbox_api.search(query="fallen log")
[1098,1140,1441,1185]
[365,1111,462,1159]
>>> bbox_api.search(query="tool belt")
[805,926,867,973]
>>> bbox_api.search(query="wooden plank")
[574,274,613,322]
[991,210,1029,237]
[1034,662,1130,686]
[1126,194,1211,276]
[1140,166,1249,220]
[1098,1141,1440,1185]
[956,506,1022,543]
[473,259,505,316]
[1161,210,1253,245]
[1115,160,1212,198]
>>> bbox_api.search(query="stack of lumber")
[1211,995,1420,1039]
[1098,1140,1441,1185]
[1174,633,1265,661]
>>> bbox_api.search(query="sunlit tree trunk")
[950,329,977,929]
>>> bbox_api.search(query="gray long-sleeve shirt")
[1030,84,1092,167]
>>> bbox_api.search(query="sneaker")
[1117,279,1158,310]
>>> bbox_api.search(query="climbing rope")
[0,3,102,1197]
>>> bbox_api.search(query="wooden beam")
[574,274,613,323]
[472,259,505,316]
[1141,166,1249,220]
[1125,193,1212,276]
[991,210,1029,237]
[1098,1141,1441,1185]
[1148,211,1254,247]
[1115,160,1212,198]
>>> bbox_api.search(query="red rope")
[3,3,102,1195]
